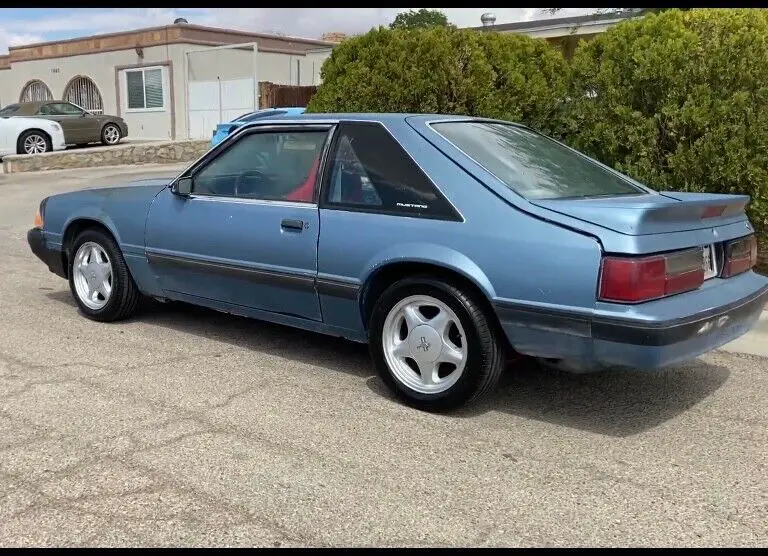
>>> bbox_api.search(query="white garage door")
[188,78,256,140]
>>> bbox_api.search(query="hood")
[43,177,174,238]
[50,177,172,204]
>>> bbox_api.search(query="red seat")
[285,154,320,203]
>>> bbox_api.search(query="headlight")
[52,122,62,131]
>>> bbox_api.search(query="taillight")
[599,248,705,303]
[722,234,758,278]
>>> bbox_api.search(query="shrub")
[560,8,768,232]
[307,26,568,135]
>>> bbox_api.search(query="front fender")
[359,242,496,300]
[61,209,122,245]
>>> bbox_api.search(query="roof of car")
[257,113,475,124]
[5,101,48,114]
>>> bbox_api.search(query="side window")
[322,121,458,220]
[46,102,83,116]
[191,129,329,203]
[60,102,85,115]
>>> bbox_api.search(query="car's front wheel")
[101,124,122,146]
[17,130,51,155]
[368,276,506,411]
[68,228,141,322]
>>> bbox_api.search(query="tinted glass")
[0,104,20,116]
[193,130,328,202]
[46,102,83,115]
[432,121,644,200]
[126,71,145,110]
[323,121,458,219]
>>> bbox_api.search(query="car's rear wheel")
[368,276,506,411]
[17,130,51,155]
[68,228,141,322]
[101,124,121,146]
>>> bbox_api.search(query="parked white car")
[0,116,67,157]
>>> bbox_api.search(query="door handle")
[281,218,304,232]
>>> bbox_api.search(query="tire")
[17,130,51,155]
[368,276,506,411]
[68,228,141,322]
[101,124,122,146]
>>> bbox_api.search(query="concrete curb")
[720,310,768,358]
[2,139,210,174]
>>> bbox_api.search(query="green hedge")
[308,9,768,233]
[561,8,768,234]
[306,26,568,135]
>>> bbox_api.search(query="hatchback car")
[27,113,768,411]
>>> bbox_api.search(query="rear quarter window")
[321,121,460,220]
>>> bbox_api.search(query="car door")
[41,102,92,143]
[144,123,333,321]
[76,104,103,141]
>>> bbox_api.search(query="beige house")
[0,22,336,141]
[470,11,639,57]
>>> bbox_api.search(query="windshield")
[431,121,645,200]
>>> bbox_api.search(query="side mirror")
[172,177,193,196]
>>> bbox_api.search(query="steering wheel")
[233,169,267,197]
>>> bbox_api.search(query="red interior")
[285,155,320,203]
[285,155,366,204]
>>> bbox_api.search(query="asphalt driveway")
[1,165,766,547]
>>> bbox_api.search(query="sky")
[0,8,596,54]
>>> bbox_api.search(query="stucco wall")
[0,41,335,143]
[0,45,175,140]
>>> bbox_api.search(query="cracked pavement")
[1,165,767,547]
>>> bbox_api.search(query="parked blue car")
[210,107,306,146]
[28,113,768,410]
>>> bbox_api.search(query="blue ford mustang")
[27,113,768,410]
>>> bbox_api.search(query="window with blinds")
[125,67,164,110]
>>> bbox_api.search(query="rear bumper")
[495,275,768,371]
[119,122,129,138]
[27,228,66,279]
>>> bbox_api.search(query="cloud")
[0,7,596,53]
[0,28,45,54]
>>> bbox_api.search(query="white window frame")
[123,66,166,113]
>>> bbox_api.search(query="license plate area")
[702,244,718,280]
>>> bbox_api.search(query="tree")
[389,9,449,30]
[307,26,567,135]
[559,8,768,234]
